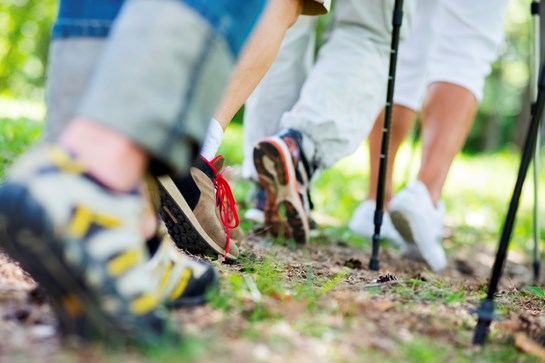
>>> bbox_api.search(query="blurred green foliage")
[466,0,539,152]
[0,117,42,179]
[0,0,56,100]
[0,0,540,152]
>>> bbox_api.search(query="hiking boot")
[157,155,241,261]
[253,129,314,244]
[389,181,447,272]
[348,200,407,251]
[0,145,176,344]
[145,226,218,308]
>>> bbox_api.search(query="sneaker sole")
[390,209,446,271]
[157,177,238,261]
[253,137,310,244]
[0,183,171,344]
[389,210,417,245]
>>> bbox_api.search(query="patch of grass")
[0,117,42,178]
[389,278,483,307]
[526,286,545,298]
[210,254,290,320]
[402,338,451,362]
[475,337,543,363]
[32,333,209,363]
[210,249,348,324]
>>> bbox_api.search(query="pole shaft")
[369,0,404,270]
[487,70,545,298]
[474,64,545,346]
[531,0,541,283]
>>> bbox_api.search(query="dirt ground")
[1,224,544,362]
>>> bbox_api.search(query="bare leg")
[417,82,477,206]
[214,0,303,129]
[60,118,148,191]
[59,118,157,237]
[367,105,416,203]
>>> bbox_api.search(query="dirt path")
[1,226,544,362]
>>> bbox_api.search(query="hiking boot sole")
[157,177,238,261]
[0,183,172,344]
[253,137,309,244]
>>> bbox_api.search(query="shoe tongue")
[211,156,224,173]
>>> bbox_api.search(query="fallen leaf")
[372,299,395,312]
[515,333,545,361]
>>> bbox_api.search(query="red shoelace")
[208,156,239,257]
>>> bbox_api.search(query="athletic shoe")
[145,226,218,308]
[348,200,407,251]
[0,145,176,344]
[389,181,447,271]
[245,184,321,232]
[158,155,241,261]
[253,129,314,244]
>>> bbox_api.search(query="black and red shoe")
[253,129,315,244]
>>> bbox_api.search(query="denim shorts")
[52,0,265,56]
[48,0,264,174]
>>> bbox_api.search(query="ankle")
[366,194,393,208]
[416,179,441,208]
[59,118,148,192]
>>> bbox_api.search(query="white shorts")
[394,0,508,111]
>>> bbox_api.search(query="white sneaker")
[244,208,265,224]
[349,200,407,251]
[389,181,447,271]
[244,186,266,223]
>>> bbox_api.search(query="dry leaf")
[514,333,545,361]
[372,299,395,312]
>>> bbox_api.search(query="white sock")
[200,118,224,160]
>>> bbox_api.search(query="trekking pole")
[473,62,545,346]
[369,0,404,271]
[531,0,541,284]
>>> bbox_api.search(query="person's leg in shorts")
[0,0,264,343]
[45,0,277,261]
[253,0,415,244]
[349,0,435,254]
[359,0,508,271]
[46,0,242,306]
[241,15,318,223]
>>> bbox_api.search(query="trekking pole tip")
[472,320,490,346]
[369,257,380,271]
[472,298,496,346]
[369,233,381,271]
